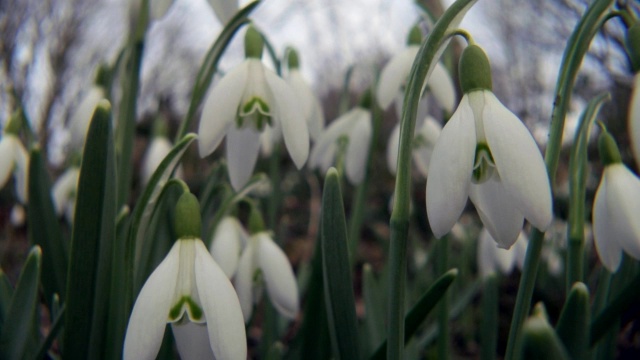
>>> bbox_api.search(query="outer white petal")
[198,61,249,157]
[150,0,174,20]
[264,69,309,168]
[412,116,442,178]
[226,125,261,191]
[194,240,247,360]
[478,228,516,278]
[69,86,104,150]
[376,47,419,110]
[209,217,244,278]
[141,137,173,186]
[309,109,359,170]
[630,74,640,169]
[287,70,324,141]
[256,233,299,319]
[172,322,215,360]
[12,138,29,203]
[234,242,256,322]
[0,137,16,190]
[425,62,456,113]
[207,0,238,24]
[481,91,552,231]
[603,165,640,260]
[52,168,80,216]
[470,178,525,249]
[386,124,401,174]
[592,173,623,272]
[426,95,476,238]
[345,110,372,184]
[124,241,180,360]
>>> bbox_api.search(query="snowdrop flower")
[285,48,325,141]
[0,118,28,204]
[124,192,246,360]
[141,136,184,186]
[426,45,552,249]
[309,106,372,184]
[376,26,456,114]
[198,26,308,190]
[52,167,80,223]
[68,85,105,151]
[387,116,441,178]
[209,216,248,278]
[477,227,527,279]
[592,130,640,272]
[206,0,238,24]
[235,232,299,322]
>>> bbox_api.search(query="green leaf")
[520,306,570,360]
[370,269,458,360]
[0,246,42,360]
[27,147,68,306]
[556,282,590,359]
[33,305,65,360]
[321,168,359,360]
[480,274,499,360]
[363,264,386,355]
[0,270,13,332]
[63,100,116,359]
[175,0,262,140]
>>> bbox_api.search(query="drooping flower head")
[592,128,640,272]
[477,228,527,279]
[140,119,184,186]
[376,25,456,114]
[52,167,80,223]
[0,111,29,204]
[198,25,309,190]
[124,192,246,359]
[426,44,552,249]
[387,115,441,178]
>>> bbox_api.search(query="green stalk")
[504,1,614,358]
[436,237,449,360]
[386,1,477,359]
[480,274,498,360]
[566,93,609,291]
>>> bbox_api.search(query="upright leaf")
[556,282,590,359]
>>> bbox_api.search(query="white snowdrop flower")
[198,26,308,190]
[592,130,640,272]
[68,85,105,151]
[141,136,184,187]
[376,26,456,114]
[477,227,528,279]
[124,193,246,360]
[387,116,441,178]
[209,216,249,278]
[235,232,299,322]
[52,167,80,223]
[0,132,28,204]
[426,45,552,249]
[285,48,325,141]
[309,107,372,184]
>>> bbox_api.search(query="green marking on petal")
[413,134,428,149]
[169,295,204,322]
[241,97,270,116]
[253,268,263,284]
[472,143,496,184]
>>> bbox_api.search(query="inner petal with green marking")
[237,97,272,131]
[472,143,496,184]
[167,239,205,323]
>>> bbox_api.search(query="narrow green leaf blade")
[0,270,13,332]
[363,264,386,355]
[556,282,590,359]
[27,147,68,305]
[63,101,114,359]
[0,246,42,360]
[321,168,359,360]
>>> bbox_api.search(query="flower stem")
[436,237,449,360]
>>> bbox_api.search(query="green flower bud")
[598,130,622,166]
[94,64,111,90]
[244,25,264,59]
[287,48,300,70]
[626,23,640,73]
[459,44,492,93]
[407,26,422,46]
[175,192,202,239]
[4,109,23,135]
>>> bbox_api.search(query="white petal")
[207,0,238,24]
[412,116,442,178]
[592,172,623,272]
[198,62,249,158]
[386,124,401,174]
[234,242,256,323]
[481,91,552,231]
[226,125,261,191]
[256,233,299,319]
[194,240,247,360]
[309,109,360,169]
[425,62,456,113]
[12,138,29,203]
[602,165,640,260]
[150,0,174,20]
[172,322,215,360]
[376,47,419,110]
[477,228,497,278]
[426,95,476,238]
[69,87,104,151]
[0,137,16,191]
[52,168,80,216]
[630,74,640,169]
[141,137,173,186]
[209,217,244,278]
[124,241,180,360]
[345,111,372,184]
[264,69,309,168]
[469,177,525,249]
